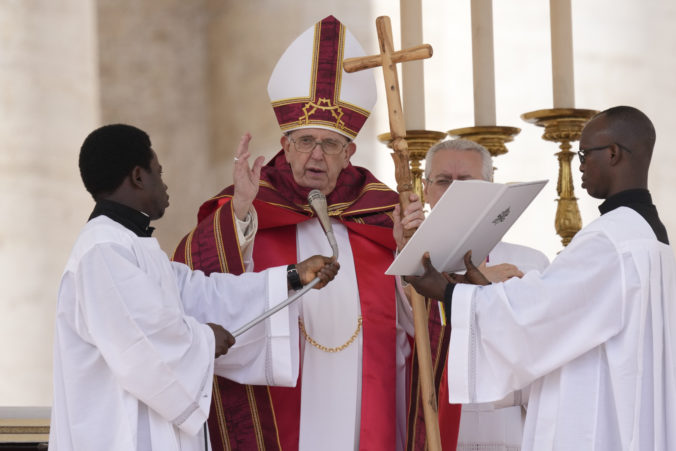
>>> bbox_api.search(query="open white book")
[386,179,548,276]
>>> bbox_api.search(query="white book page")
[386,179,547,276]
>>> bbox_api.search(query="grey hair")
[424,138,493,181]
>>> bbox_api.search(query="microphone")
[308,189,339,259]
[231,189,338,337]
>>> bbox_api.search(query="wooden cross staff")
[344,16,442,451]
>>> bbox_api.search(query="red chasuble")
[174,151,405,450]
[405,302,462,451]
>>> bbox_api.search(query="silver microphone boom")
[308,189,339,259]
[232,189,338,337]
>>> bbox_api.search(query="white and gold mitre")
[267,15,377,140]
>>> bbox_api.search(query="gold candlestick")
[521,108,598,246]
[378,130,447,204]
[447,125,521,159]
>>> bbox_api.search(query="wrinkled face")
[282,128,356,195]
[140,151,170,220]
[578,117,613,200]
[423,149,485,208]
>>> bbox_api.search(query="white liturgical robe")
[50,216,294,451]
[456,241,549,451]
[448,207,676,450]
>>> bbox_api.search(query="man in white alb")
[407,106,676,450]
[50,124,338,451]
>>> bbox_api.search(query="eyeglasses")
[425,176,454,188]
[289,136,349,155]
[577,142,632,163]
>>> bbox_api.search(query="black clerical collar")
[599,189,669,244]
[89,199,155,237]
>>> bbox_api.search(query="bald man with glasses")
[407,106,676,450]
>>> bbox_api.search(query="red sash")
[175,197,399,450]
[438,362,463,450]
[404,298,461,450]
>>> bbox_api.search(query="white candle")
[400,0,426,130]
[550,0,575,108]
[471,0,497,126]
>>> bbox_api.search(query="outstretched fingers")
[235,132,252,160]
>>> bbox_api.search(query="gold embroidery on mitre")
[299,98,346,130]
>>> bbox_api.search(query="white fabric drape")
[51,216,290,451]
[456,241,549,451]
[448,207,676,450]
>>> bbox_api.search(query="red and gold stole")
[174,151,401,451]
[404,301,462,451]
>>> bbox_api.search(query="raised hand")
[207,323,236,357]
[232,133,265,220]
[393,193,425,251]
[296,255,340,289]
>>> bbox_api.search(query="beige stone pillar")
[94,0,215,251]
[0,1,100,405]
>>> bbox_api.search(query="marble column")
[0,0,99,405]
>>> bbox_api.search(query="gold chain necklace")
[298,316,362,353]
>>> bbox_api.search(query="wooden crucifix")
[344,16,442,451]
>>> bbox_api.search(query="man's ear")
[281,135,290,154]
[130,166,144,189]
[342,142,357,168]
[608,143,623,166]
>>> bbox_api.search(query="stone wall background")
[1,0,674,405]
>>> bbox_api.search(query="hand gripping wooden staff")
[343,16,441,450]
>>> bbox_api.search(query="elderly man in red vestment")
[173,15,455,451]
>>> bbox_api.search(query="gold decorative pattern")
[299,316,362,353]
[447,125,521,158]
[213,207,229,273]
[266,386,284,449]
[522,108,599,246]
[210,378,232,451]
[237,180,396,218]
[182,228,195,268]
[245,386,265,450]
[227,201,246,270]
[299,98,346,130]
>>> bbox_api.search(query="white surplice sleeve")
[448,228,626,404]
[173,259,300,387]
[74,242,215,436]
[394,274,415,337]
[235,206,258,271]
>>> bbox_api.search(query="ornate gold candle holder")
[447,125,521,159]
[378,130,447,204]
[521,108,598,246]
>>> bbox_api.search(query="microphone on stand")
[232,189,337,337]
[308,189,338,259]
